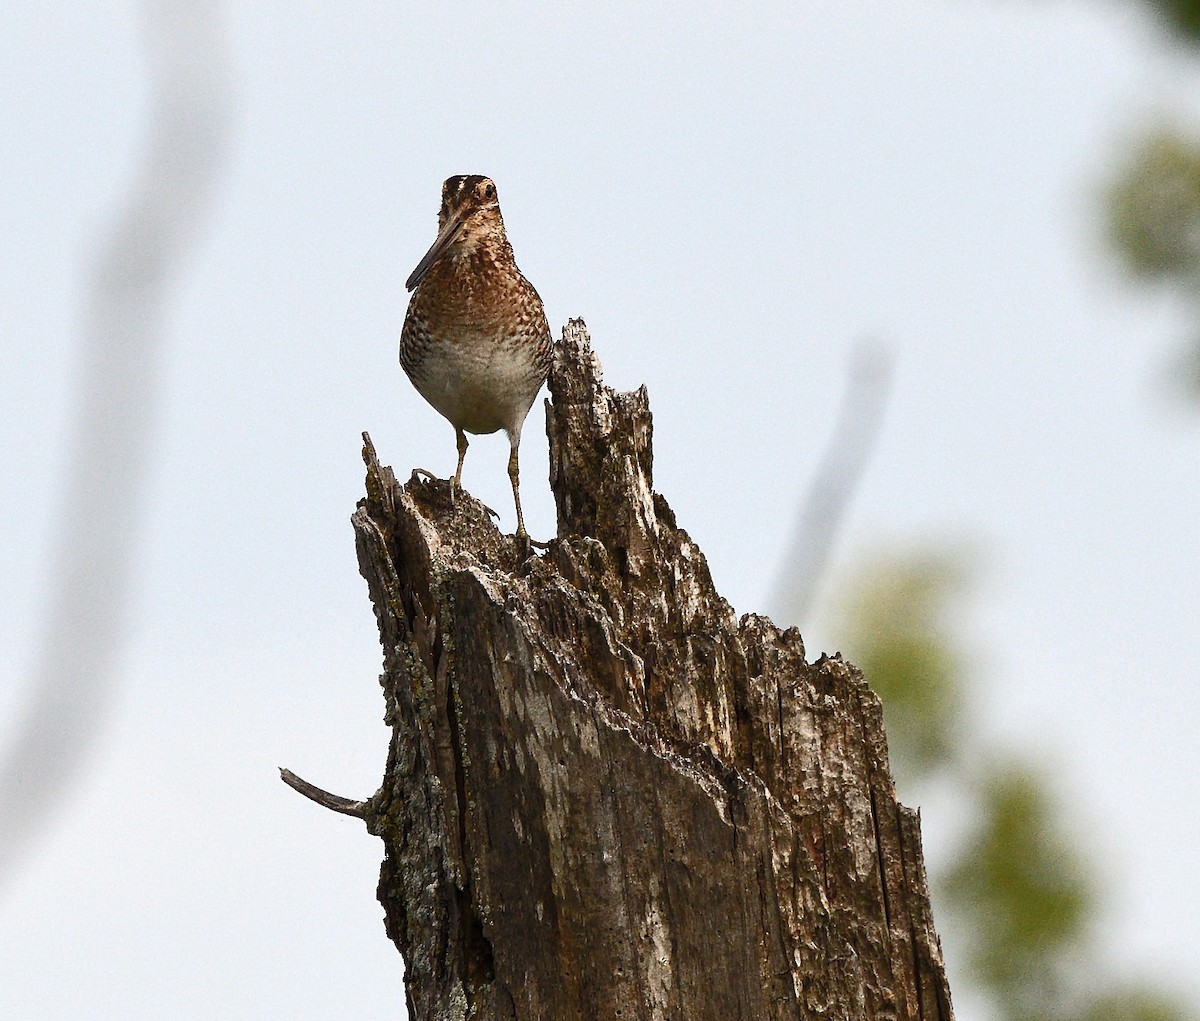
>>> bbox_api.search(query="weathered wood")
[350,319,953,1020]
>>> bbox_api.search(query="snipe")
[399,175,553,538]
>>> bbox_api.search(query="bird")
[400,175,553,539]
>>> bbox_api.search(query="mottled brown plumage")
[400,175,553,538]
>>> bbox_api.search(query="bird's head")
[405,175,505,292]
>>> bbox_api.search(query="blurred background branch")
[770,339,893,629]
[0,1,232,888]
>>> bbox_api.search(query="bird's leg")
[452,428,468,506]
[508,442,528,539]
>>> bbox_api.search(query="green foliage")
[1144,0,1200,42]
[1104,127,1200,400]
[836,551,966,781]
[829,548,1195,1021]
[1107,130,1200,279]
[1079,985,1192,1021]
[822,14,1200,1018]
[943,764,1094,1020]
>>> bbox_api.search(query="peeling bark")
[340,320,952,1019]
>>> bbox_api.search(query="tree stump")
[290,319,953,1020]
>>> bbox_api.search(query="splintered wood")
[350,320,953,1021]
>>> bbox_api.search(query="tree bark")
[327,320,952,1019]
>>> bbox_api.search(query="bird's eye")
[484,183,495,199]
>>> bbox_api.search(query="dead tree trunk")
[285,320,953,1020]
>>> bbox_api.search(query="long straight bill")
[405,215,463,291]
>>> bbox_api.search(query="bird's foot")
[512,523,550,550]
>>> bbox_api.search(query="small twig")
[362,430,380,469]
[279,767,367,819]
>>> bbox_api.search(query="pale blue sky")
[2,3,1198,1017]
